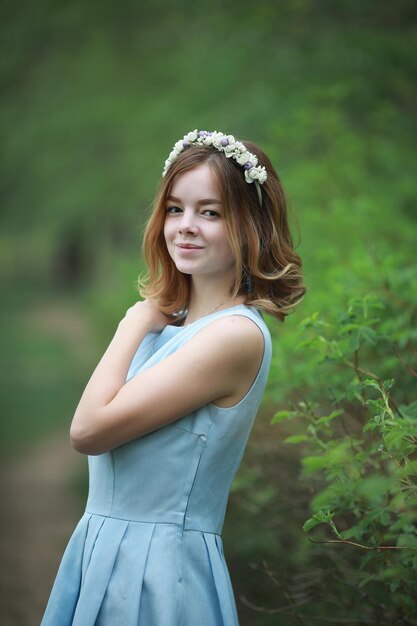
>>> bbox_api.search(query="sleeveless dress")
[41,304,272,626]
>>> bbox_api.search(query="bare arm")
[70,302,264,455]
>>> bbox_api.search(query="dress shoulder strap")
[127,305,272,381]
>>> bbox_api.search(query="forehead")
[169,164,220,200]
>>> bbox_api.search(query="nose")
[178,209,198,235]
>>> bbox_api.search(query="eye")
[166,206,183,214]
[202,209,220,218]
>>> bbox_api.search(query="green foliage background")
[1,1,416,624]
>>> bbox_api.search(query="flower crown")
[162,130,268,186]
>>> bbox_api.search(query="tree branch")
[308,537,417,551]
[392,344,417,378]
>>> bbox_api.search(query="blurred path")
[0,294,93,625]
[0,432,84,626]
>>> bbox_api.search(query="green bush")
[273,263,417,624]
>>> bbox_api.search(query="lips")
[176,243,204,249]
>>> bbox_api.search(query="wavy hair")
[140,139,306,321]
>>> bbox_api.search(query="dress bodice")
[86,305,272,535]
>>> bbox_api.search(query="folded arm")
[70,306,264,455]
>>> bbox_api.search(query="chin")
[173,263,195,276]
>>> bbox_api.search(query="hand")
[122,299,171,333]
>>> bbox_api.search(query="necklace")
[177,296,240,326]
[210,296,236,314]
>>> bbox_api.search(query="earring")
[244,270,254,294]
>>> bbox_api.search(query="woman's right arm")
[70,313,264,456]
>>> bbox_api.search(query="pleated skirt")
[41,512,239,626]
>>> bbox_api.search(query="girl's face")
[163,164,235,280]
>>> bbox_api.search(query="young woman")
[41,130,305,626]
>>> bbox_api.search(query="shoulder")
[185,313,265,367]
[208,313,264,341]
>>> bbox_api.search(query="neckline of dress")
[165,303,251,331]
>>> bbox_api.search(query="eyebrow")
[166,195,221,206]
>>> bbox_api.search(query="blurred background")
[1,0,416,624]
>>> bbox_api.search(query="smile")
[176,244,204,250]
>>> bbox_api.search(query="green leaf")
[312,484,347,510]
[303,441,352,475]
[385,429,411,451]
[346,332,361,352]
[303,516,323,533]
[284,435,308,444]
[302,455,328,473]
[339,322,360,333]
[342,523,366,541]
[399,401,417,419]
[355,476,394,506]
[359,326,378,345]
[271,410,298,424]
[303,510,335,533]
[397,460,417,478]
[316,409,343,426]
[363,378,381,391]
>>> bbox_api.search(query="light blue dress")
[41,305,272,626]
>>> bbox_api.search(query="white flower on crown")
[235,151,257,167]
[201,135,213,147]
[259,169,268,184]
[224,143,239,157]
[212,134,235,150]
[245,166,268,184]
[185,130,198,142]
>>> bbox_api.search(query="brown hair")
[140,139,306,321]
